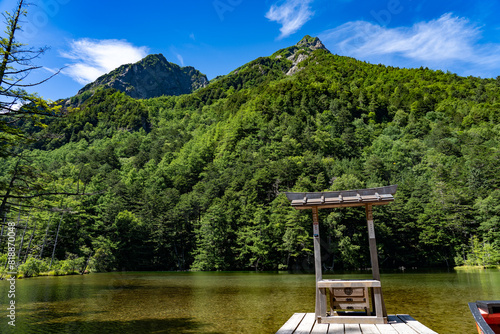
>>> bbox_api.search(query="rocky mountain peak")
[286,36,329,75]
[77,54,208,100]
[271,35,330,76]
[296,35,328,51]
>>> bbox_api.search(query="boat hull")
[469,301,500,334]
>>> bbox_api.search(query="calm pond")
[0,269,499,333]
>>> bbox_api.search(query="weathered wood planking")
[375,323,399,334]
[387,315,419,333]
[294,313,316,334]
[317,279,381,288]
[360,324,382,334]
[328,324,344,334]
[276,313,438,334]
[344,324,362,334]
[397,315,438,334]
[310,320,329,334]
[276,313,306,334]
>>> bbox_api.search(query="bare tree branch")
[4,191,104,199]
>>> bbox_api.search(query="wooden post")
[365,204,387,318]
[312,207,326,320]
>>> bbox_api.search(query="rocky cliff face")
[271,35,329,76]
[78,54,209,99]
[285,36,329,75]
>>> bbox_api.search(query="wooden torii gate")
[284,185,397,325]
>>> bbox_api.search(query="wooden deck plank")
[310,320,329,334]
[276,313,438,334]
[360,324,382,333]
[327,323,344,334]
[320,316,386,324]
[375,323,399,333]
[396,315,438,334]
[276,313,307,334]
[388,315,419,334]
[317,279,381,288]
[344,324,362,334]
[294,313,317,334]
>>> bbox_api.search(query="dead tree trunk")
[16,210,30,264]
[0,211,6,253]
[4,206,22,269]
[81,251,93,274]
[23,222,36,263]
[39,214,53,259]
[0,157,22,220]
[49,213,63,270]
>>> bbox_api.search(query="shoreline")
[454,265,500,270]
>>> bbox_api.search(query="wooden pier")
[276,313,438,334]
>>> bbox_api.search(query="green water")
[0,269,498,333]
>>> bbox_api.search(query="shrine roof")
[284,185,397,210]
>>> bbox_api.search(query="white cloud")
[169,46,185,67]
[319,13,500,77]
[60,39,149,84]
[266,0,314,40]
[321,14,478,61]
[176,53,185,66]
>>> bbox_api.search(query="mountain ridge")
[273,35,329,75]
[201,35,330,97]
[77,53,209,100]
[68,36,328,106]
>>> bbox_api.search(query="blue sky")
[2,0,500,101]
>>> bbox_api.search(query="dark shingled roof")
[284,185,397,209]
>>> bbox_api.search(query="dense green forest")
[1,36,499,275]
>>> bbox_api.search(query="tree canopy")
[1,37,499,273]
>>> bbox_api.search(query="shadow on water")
[16,317,222,334]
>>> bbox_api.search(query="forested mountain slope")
[1,36,499,272]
